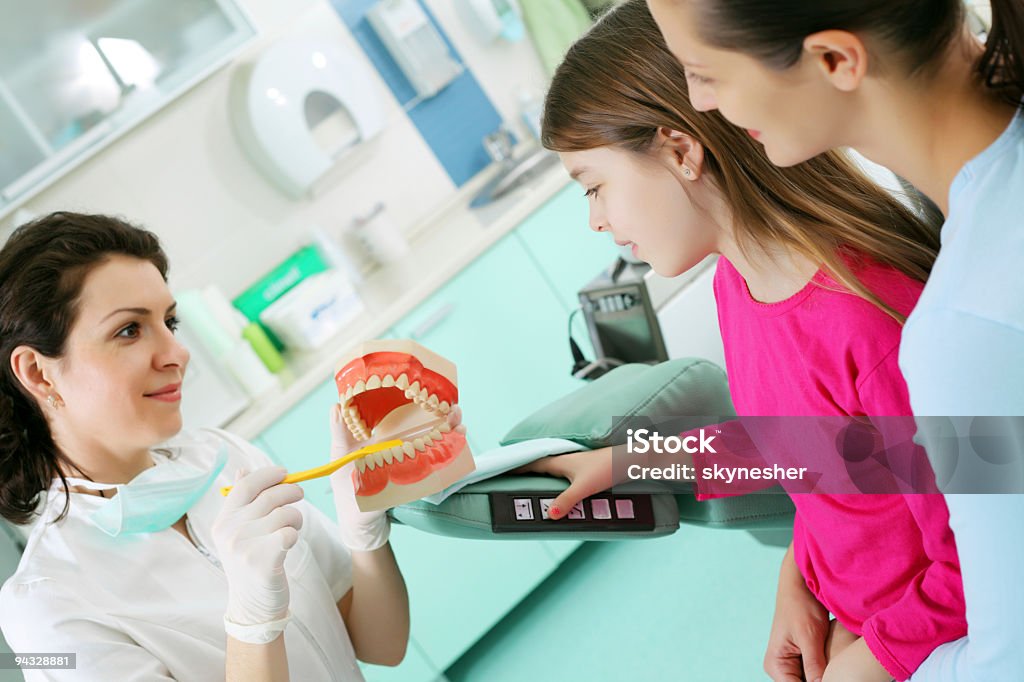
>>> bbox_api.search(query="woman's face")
[51,255,189,453]
[559,145,719,277]
[646,0,853,167]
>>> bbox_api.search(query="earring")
[683,168,692,177]
[47,395,63,409]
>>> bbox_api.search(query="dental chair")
[389,358,796,545]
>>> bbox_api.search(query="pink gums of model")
[334,339,475,511]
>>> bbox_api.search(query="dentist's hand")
[329,403,465,552]
[212,466,304,630]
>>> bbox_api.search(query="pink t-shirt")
[692,256,966,681]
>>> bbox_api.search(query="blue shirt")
[899,107,1024,492]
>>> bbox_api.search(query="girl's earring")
[683,167,692,178]
[47,394,63,409]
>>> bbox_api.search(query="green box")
[232,245,328,349]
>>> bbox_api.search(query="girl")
[645,0,1024,679]
[521,2,964,680]
[0,213,454,680]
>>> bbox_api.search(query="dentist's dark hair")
[0,212,168,525]
[691,0,1024,106]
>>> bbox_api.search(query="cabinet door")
[386,524,558,672]
[257,379,339,518]
[391,234,584,453]
[514,184,620,313]
[359,638,439,682]
[514,184,620,363]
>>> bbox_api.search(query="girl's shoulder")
[824,252,925,321]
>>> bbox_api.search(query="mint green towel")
[520,0,593,75]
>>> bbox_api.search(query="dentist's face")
[52,255,189,452]
[560,146,717,277]
[647,0,847,167]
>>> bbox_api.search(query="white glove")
[211,466,304,643]
[329,403,390,552]
[328,403,466,552]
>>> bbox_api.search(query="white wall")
[0,0,549,300]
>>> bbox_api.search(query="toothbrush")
[219,439,402,496]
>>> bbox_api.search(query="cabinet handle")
[410,303,456,339]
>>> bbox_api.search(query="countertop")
[225,157,573,440]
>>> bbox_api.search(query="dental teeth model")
[334,339,475,511]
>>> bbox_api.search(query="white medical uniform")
[0,428,365,681]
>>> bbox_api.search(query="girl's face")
[646,0,854,167]
[49,255,189,454]
[559,145,719,277]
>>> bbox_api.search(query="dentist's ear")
[803,30,868,92]
[10,346,59,408]
[655,127,706,181]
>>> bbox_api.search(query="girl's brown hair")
[542,0,941,323]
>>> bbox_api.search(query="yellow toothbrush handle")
[220,439,402,496]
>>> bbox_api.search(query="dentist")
[0,212,421,680]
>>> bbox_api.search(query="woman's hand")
[329,403,464,551]
[514,446,615,519]
[212,467,305,630]
[764,545,830,682]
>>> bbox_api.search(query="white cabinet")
[0,0,255,218]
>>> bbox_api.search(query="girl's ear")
[803,30,868,92]
[655,127,706,181]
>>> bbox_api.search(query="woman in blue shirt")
[643,1,1024,679]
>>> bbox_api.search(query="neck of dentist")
[50,422,157,497]
[843,29,1016,217]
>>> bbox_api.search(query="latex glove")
[212,466,304,635]
[329,403,465,551]
[763,548,830,682]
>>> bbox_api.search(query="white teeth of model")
[439,401,451,414]
[382,448,394,464]
[366,375,382,390]
[396,374,410,390]
[427,394,440,410]
[382,374,396,387]
[413,438,426,451]
[344,385,354,400]
[364,455,376,470]
[418,388,429,403]
[390,446,404,463]
[353,380,366,396]
[345,406,359,418]
[438,422,452,433]
[405,381,421,399]
[429,428,442,441]
[402,442,416,458]
[356,458,367,473]
[373,452,386,467]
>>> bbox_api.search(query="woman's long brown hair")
[541,0,941,323]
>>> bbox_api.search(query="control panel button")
[513,498,535,520]
[566,502,585,520]
[539,498,555,520]
[615,499,635,519]
[591,498,612,519]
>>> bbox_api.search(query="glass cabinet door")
[0,0,255,215]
